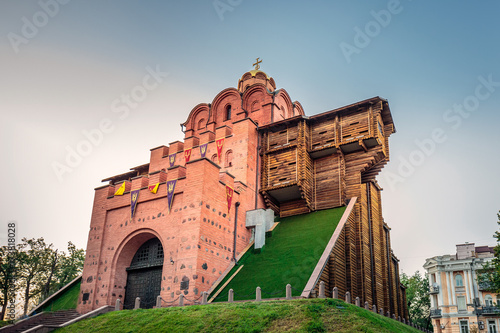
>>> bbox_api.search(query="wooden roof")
[101,163,150,183]
[258,96,395,133]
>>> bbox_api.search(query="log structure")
[260,95,407,319]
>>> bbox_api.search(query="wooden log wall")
[390,255,400,317]
[297,121,313,209]
[313,153,343,210]
[280,199,310,218]
[358,186,373,306]
[261,132,270,189]
[310,117,337,150]
[344,202,358,300]
[267,149,297,187]
[329,227,347,298]
[368,182,385,312]
[340,110,370,144]
[267,126,299,149]
[381,224,391,314]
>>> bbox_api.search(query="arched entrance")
[123,237,163,309]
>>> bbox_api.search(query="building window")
[225,150,233,167]
[455,274,464,287]
[488,320,497,333]
[485,295,493,306]
[225,105,231,121]
[457,296,467,312]
[459,320,469,333]
[211,154,217,163]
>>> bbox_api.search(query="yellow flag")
[148,183,159,194]
[114,182,126,196]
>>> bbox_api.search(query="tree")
[54,242,85,290]
[477,210,500,294]
[16,238,53,316]
[15,238,85,316]
[400,271,431,330]
[0,246,19,320]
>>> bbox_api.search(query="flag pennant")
[166,179,177,213]
[168,153,176,168]
[226,185,233,213]
[114,182,126,196]
[216,138,224,164]
[148,183,159,194]
[184,148,192,163]
[200,143,208,158]
[131,190,140,218]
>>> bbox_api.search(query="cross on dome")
[253,57,262,70]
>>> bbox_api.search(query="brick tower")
[77,66,302,312]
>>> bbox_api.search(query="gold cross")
[253,57,262,70]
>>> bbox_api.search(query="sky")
[1,0,499,276]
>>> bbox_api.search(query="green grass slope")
[40,280,81,312]
[55,298,421,333]
[211,207,346,301]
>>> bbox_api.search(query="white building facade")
[424,243,499,333]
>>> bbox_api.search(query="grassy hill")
[55,298,421,333]
[211,207,346,301]
[40,280,81,312]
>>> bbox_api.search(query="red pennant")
[216,138,224,164]
[226,185,233,213]
[184,148,192,162]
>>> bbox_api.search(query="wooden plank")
[208,265,244,303]
[301,197,357,298]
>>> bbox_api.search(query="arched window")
[225,150,233,167]
[211,154,217,163]
[197,118,205,130]
[225,105,231,121]
[455,274,464,287]
[485,295,493,306]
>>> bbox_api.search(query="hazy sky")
[1,0,499,276]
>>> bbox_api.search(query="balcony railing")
[481,306,500,315]
[478,281,494,291]
[430,309,442,318]
[429,285,439,294]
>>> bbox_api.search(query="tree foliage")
[477,211,500,294]
[400,271,431,330]
[0,246,19,320]
[0,238,84,318]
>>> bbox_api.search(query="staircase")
[1,309,87,333]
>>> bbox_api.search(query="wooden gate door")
[124,238,164,309]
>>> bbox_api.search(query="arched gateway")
[123,238,164,309]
